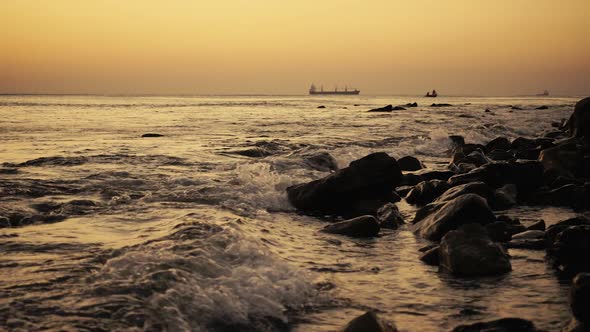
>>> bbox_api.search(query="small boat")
[309,84,360,95]
[425,89,438,98]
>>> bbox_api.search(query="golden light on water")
[1,0,589,94]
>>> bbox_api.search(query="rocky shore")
[288,97,590,331]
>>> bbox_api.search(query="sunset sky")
[1,0,589,95]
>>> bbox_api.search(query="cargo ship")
[309,84,360,95]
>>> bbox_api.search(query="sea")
[0,94,587,331]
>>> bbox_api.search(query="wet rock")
[507,238,546,250]
[539,139,584,180]
[536,105,549,110]
[341,311,398,332]
[487,149,515,162]
[405,102,418,107]
[368,105,393,112]
[512,230,545,240]
[434,182,494,204]
[485,137,511,153]
[401,173,423,186]
[431,103,452,107]
[392,106,406,111]
[527,220,546,231]
[231,147,273,157]
[317,105,326,109]
[531,184,590,210]
[547,223,590,275]
[420,245,440,266]
[485,220,526,243]
[571,273,590,325]
[439,223,511,276]
[451,317,540,332]
[376,203,404,229]
[449,135,466,148]
[303,151,339,172]
[448,161,544,195]
[406,180,450,206]
[415,170,455,182]
[141,133,164,137]
[413,194,496,241]
[568,97,590,139]
[321,215,380,238]
[493,184,518,210]
[0,168,18,174]
[511,106,523,110]
[287,152,403,217]
[395,185,414,198]
[397,156,424,171]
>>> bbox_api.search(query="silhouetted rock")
[449,161,544,195]
[406,180,450,206]
[540,139,584,180]
[420,245,440,266]
[527,220,546,231]
[485,220,526,243]
[493,184,518,210]
[413,194,496,241]
[512,230,545,240]
[397,156,424,171]
[376,203,404,229]
[536,105,549,110]
[341,311,398,332]
[487,149,515,162]
[568,97,590,140]
[451,318,540,332]
[401,173,423,186]
[571,273,590,325]
[439,223,511,276]
[431,103,452,107]
[141,133,164,137]
[317,105,326,109]
[485,137,511,153]
[368,105,393,112]
[449,135,465,148]
[232,148,274,157]
[321,215,380,238]
[531,184,590,210]
[508,238,546,250]
[303,152,339,172]
[287,152,402,217]
[546,222,590,275]
[405,102,418,107]
[434,182,494,204]
[511,106,523,110]
[415,170,455,181]
[392,106,406,111]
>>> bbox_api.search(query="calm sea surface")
[0,95,587,331]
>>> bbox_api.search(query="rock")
[141,133,164,137]
[569,97,590,139]
[487,149,515,161]
[531,184,590,210]
[368,105,393,112]
[287,152,402,217]
[406,180,450,206]
[512,230,545,240]
[401,173,423,186]
[485,108,491,113]
[420,245,440,266]
[405,102,418,107]
[571,273,590,325]
[434,182,494,204]
[397,156,424,171]
[485,220,526,243]
[317,105,326,109]
[451,318,540,332]
[547,224,590,275]
[413,194,496,241]
[303,152,339,172]
[546,216,590,245]
[527,220,546,231]
[414,170,455,181]
[321,215,380,238]
[449,135,465,148]
[536,105,549,110]
[493,184,518,210]
[485,137,511,153]
[511,106,523,110]
[392,106,406,111]
[341,311,398,332]
[376,203,404,229]
[0,168,18,174]
[232,147,274,157]
[395,185,414,198]
[439,223,511,276]
[431,103,452,107]
[507,238,546,250]
[448,161,544,195]
[539,139,584,180]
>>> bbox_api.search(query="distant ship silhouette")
[309,84,360,95]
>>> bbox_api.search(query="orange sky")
[1,0,589,95]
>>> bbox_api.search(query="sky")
[1,0,589,95]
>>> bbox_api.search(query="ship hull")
[309,91,360,95]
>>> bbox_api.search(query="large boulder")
[448,161,544,195]
[571,273,590,325]
[531,183,590,210]
[287,153,402,217]
[539,139,584,180]
[546,223,590,275]
[484,137,511,153]
[434,182,494,204]
[568,97,590,140]
[321,215,380,237]
[405,180,450,206]
[439,223,511,276]
[451,318,540,332]
[413,194,496,241]
[341,311,398,332]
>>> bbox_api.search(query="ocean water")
[0,95,586,331]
